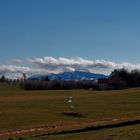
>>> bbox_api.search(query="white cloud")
[29,57,140,73]
[0,56,140,79]
[0,65,50,79]
[7,59,23,65]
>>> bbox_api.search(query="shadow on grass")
[62,112,84,117]
[8,137,27,140]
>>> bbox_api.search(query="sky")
[0,0,140,78]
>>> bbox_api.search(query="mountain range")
[29,71,108,81]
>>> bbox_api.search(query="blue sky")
[0,0,140,77]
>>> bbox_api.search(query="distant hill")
[29,71,108,81]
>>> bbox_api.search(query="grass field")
[32,124,140,140]
[0,83,140,139]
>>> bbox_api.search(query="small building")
[97,78,126,90]
[107,78,126,89]
[98,78,108,90]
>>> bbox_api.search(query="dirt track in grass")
[0,115,140,138]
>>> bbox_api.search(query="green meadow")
[0,83,140,139]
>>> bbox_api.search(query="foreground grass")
[33,124,140,140]
[3,122,140,139]
[0,83,140,139]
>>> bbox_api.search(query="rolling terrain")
[0,83,139,139]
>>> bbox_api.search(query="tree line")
[20,80,96,90]
[111,69,140,87]
[0,68,140,90]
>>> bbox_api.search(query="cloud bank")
[0,57,140,79]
